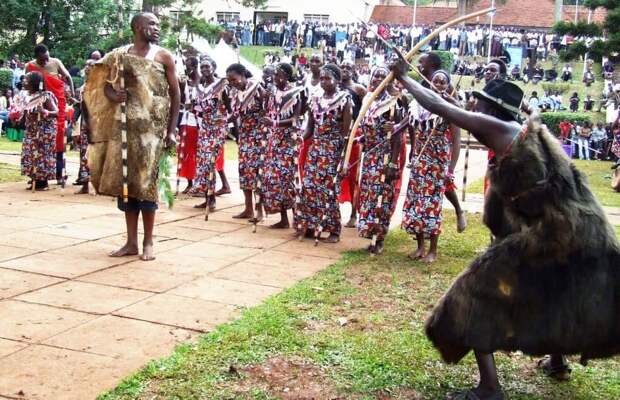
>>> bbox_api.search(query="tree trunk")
[142,0,155,12]
[457,0,468,17]
[554,0,563,23]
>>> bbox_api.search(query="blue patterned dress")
[21,92,58,182]
[295,91,350,236]
[357,93,401,241]
[262,86,304,214]
[402,118,451,237]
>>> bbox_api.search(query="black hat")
[473,79,524,119]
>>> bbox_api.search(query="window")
[216,11,241,23]
[304,14,329,23]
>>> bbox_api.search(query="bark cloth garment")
[83,49,170,203]
[425,116,620,365]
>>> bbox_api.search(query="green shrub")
[434,50,454,73]
[540,112,591,136]
[71,75,84,89]
[541,82,571,94]
[0,68,13,91]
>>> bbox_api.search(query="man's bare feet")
[270,220,290,229]
[457,212,468,233]
[233,210,253,219]
[109,243,139,257]
[422,251,437,263]
[140,243,156,261]
[408,247,425,260]
[215,187,231,196]
[345,217,356,228]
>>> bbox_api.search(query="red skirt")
[338,142,361,205]
[178,125,199,179]
[216,145,225,172]
[298,137,312,179]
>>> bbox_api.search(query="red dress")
[26,62,66,152]
[178,84,200,180]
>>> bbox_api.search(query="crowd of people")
[3,11,620,400]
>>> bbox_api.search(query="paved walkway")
[0,149,489,400]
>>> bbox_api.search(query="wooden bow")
[341,7,496,175]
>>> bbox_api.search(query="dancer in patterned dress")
[339,59,366,228]
[191,58,230,211]
[402,70,461,263]
[20,72,58,190]
[260,63,304,228]
[296,64,352,243]
[177,56,201,194]
[226,63,268,220]
[298,54,323,179]
[357,66,404,255]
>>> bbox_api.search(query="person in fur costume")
[390,57,620,400]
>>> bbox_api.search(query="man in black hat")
[390,56,620,399]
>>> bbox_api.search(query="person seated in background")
[532,63,544,84]
[522,64,532,83]
[545,68,558,81]
[603,59,614,80]
[528,91,540,110]
[583,94,595,111]
[583,66,595,87]
[540,92,554,112]
[569,92,580,112]
[510,64,521,81]
[561,63,573,82]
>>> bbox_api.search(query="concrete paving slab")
[210,261,325,288]
[0,300,96,343]
[0,269,65,299]
[78,264,196,293]
[0,338,28,359]
[114,293,240,332]
[169,276,281,307]
[15,281,152,314]
[0,251,126,279]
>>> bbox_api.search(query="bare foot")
[374,240,385,255]
[320,234,340,243]
[140,243,156,261]
[182,184,192,194]
[109,243,139,257]
[215,187,231,196]
[269,220,290,229]
[345,217,356,228]
[422,252,437,263]
[457,212,468,233]
[233,210,253,219]
[408,248,425,260]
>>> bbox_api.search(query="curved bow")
[341,7,496,175]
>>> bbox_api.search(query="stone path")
[0,149,489,400]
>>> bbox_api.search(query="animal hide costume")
[83,49,170,202]
[426,116,620,364]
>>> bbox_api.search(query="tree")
[553,0,617,61]
[0,0,131,66]
[235,0,268,8]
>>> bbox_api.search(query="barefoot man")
[84,12,180,261]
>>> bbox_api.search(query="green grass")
[0,163,24,183]
[224,139,238,161]
[0,136,23,152]
[573,160,620,208]
[99,211,620,400]
[240,46,314,68]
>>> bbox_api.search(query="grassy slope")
[466,160,620,208]
[0,137,23,152]
[99,211,620,400]
[0,163,23,183]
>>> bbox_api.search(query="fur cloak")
[83,49,170,202]
[425,116,620,364]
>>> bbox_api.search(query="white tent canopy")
[190,38,263,79]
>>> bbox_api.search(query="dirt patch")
[232,356,343,400]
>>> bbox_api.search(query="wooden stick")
[461,131,471,202]
[119,54,129,204]
[341,7,495,176]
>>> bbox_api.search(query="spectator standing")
[591,122,607,159]
[577,121,592,160]
[569,92,580,112]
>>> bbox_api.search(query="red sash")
[26,62,67,152]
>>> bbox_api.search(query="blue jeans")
[0,111,8,132]
[257,31,264,46]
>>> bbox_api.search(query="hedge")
[72,76,84,89]
[540,112,592,136]
[0,68,13,91]
[434,50,454,73]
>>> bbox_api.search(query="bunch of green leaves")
[157,147,175,209]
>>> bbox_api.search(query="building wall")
[198,0,379,24]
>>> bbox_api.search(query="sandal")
[537,356,572,381]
